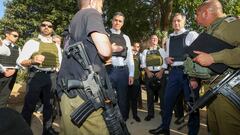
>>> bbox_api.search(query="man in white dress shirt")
[17,21,61,135]
[141,35,167,121]
[149,13,201,135]
[0,28,20,108]
[106,12,134,121]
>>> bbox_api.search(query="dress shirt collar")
[38,34,53,43]
[110,28,121,34]
[149,44,159,50]
[170,28,187,36]
[2,39,15,47]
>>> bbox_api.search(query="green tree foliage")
[0,0,239,47]
[0,0,78,46]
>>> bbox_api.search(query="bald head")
[197,0,223,16]
[196,0,225,27]
[78,0,104,13]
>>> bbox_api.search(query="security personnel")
[0,28,20,108]
[17,21,61,135]
[194,1,240,135]
[141,34,167,121]
[56,0,113,135]
[128,42,141,122]
[149,13,200,135]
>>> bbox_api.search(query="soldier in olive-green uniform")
[194,1,240,135]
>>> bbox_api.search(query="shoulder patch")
[224,17,237,23]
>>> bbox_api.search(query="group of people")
[0,20,62,135]
[0,0,239,135]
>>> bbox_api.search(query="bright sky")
[0,0,5,19]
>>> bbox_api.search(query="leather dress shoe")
[42,127,59,135]
[144,115,154,121]
[149,126,170,135]
[133,116,141,122]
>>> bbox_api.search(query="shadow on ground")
[7,83,208,135]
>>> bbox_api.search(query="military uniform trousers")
[0,72,17,108]
[128,79,141,117]
[21,70,56,131]
[107,65,129,121]
[208,94,240,135]
[161,66,191,129]
[60,94,109,135]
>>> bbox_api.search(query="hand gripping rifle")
[177,69,240,130]
[62,42,129,135]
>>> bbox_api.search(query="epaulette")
[224,16,237,23]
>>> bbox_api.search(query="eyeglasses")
[11,34,19,38]
[41,24,53,28]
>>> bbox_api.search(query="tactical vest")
[133,53,140,80]
[109,32,127,58]
[169,31,189,61]
[31,39,59,68]
[146,47,163,67]
[0,45,19,67]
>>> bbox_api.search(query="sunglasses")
[11,34,19,38]
[41,24,53,28]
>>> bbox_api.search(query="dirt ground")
[7,83,208,135]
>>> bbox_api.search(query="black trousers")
[0,72,17,108]
[128,79,141,117]
[158,73,167,117]
[107,66,129,120]
[145,71,164,117]
[21,71,57,130]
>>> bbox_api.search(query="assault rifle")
[177,69,240,130]
[62,42,129,135]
